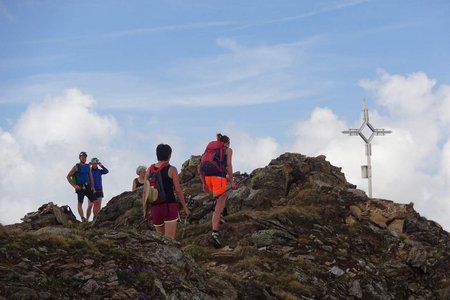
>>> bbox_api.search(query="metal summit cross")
[342,100,392,198]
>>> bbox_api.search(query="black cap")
[79,151,87,157]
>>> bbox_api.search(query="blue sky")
[1,0,450,229]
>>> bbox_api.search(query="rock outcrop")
[178,153,450,299]
[2,152,450,299]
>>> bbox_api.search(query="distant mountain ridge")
[2,152,450,299]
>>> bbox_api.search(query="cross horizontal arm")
[342,129,359,136]
[374,129,392,135]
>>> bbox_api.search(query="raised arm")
[100,163,109,174]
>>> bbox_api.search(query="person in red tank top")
[145,144,190,239]
[198,134,236,248]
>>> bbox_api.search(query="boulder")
[369,212,388,228]
[349,205,363,220]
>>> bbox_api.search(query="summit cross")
[342,100,392,198]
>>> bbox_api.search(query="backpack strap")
[149,162,168,173]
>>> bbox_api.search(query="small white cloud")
[225,129,281,173]
[291,107,348,156]
[359,70,437,116]
[14,89,117,149]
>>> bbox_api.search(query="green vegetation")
[183,182,203,196]
[272,272,314,296]
[128,206,144,223]
[231,255,265,271]
[36,232,70,249]
[178,222,210,239]
[249,168,264,185]
[268,206,320,228]
[223,211,248,223]
[36,276,77,298]
[0,224,8,239]
[184,244,208,260]
[136,270,156,291]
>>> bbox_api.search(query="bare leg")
[93,200,102,216]
[212,192,228,231]
[155,225,165,235]
[86,201,93,221]
[164,220,177,239]
[77,202,84,220]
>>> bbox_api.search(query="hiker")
[87,157,109,221]
[198,133,236,248]
[132,165,147,193]
[144,144,190,239]
[66,151,95,222]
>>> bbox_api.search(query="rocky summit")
[2,152,450,299]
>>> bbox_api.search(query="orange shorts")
[205,176,227,196]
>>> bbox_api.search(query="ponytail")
[216,133,230,144]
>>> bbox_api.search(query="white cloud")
[359,70,437,116]
[231,131,281,173]
[14,89,117,149]
[0,129,34,188]
[438,85,450,125]
[291,107,348,155]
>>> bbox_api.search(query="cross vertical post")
[342,100,392,198]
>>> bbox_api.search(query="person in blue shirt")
[67,152,95,222]
[87,157,109,221]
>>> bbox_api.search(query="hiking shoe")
[81,217,87,223]
[212,232,221,249]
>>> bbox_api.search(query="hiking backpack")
[61,205,77,220]
[200,141,226,176]
[146,163,168,205]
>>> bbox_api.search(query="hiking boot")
[212,232,221,249]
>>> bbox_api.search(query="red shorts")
[150,203,179,226]
[205,176,227,196]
